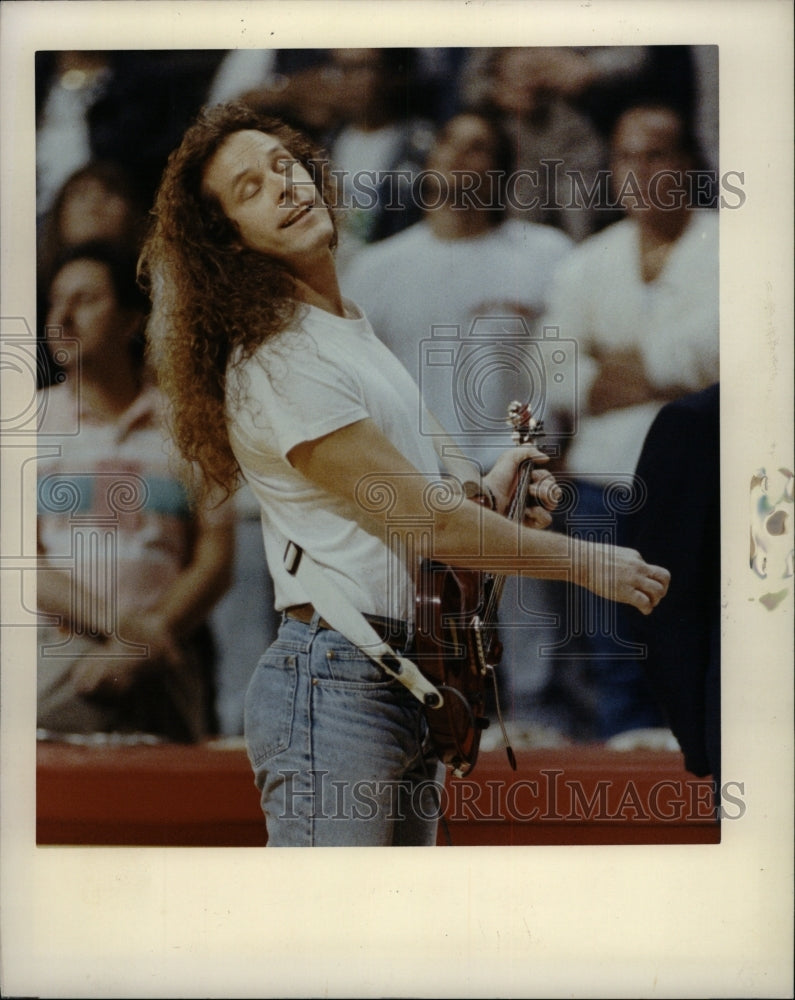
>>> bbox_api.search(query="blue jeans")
[244,613,444,846]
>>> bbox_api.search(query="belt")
[284,603,413,651]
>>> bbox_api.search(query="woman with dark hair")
[36,240,234,743]
[139,102,669,847]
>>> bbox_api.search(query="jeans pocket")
[244,648,298,767]
[322,645,395,686]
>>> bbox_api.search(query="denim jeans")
[244,613,445,846]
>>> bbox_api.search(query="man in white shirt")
[343,111,575,737]
[539,102,720,740]
[343,110,575,473]
[546,104,719,483]
[140,103,670,844]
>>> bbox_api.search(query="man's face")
[424,114,501,205]
[611,108,691,213]
[202,130,334,268]
[46,259,135,372]
[428,114,499,178]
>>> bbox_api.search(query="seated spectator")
[325,47,436,273]
[460,47,649,241]
[537,101,720,740]
[343,109,574,466]
[37,160,150,388]
[36,241,234,743]
[342,109,575,740]
[547,102,719,482]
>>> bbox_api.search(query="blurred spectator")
[36,51,115,218]
[342,110,574,738]
[37,160,151,389]
[206,49,278,105]
[36,50,224,218]
[407,47,473,124]
[689,46,720,174]
[86,50,225,203]
[208,482,278,737]
[325,47,437,273]
[36,241,234,743]
[616,46,716,173]
[207,46,473,141]
[36,48,223,387]
[38,160,149,288]
[548,102,719,480]
[537,101,720,740]
[206,48,340,143]
[459,46,653,240]
[343,109,573,466]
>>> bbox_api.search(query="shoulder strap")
[283,541,443,709]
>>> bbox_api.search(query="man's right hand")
[574,538,670,615]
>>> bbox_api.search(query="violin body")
[414,400,541,777]
[414,559,500,778]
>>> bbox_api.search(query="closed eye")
[232,172,262,203]
[241,180,261,200]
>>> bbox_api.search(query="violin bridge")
[471,616,491,675]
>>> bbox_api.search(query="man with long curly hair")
[139,102,670,847]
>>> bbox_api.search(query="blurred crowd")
[35,46,717,302]
[35,46,720,764]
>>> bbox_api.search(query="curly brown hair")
[138,102,338,502]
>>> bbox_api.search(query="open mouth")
[280,203,313,228]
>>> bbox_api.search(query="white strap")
[283,541,443,709]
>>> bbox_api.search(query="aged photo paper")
[1,1,792,997]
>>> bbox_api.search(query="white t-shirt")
[541,210,720,480]
[225,299,442,621]
[342,218,574,468]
